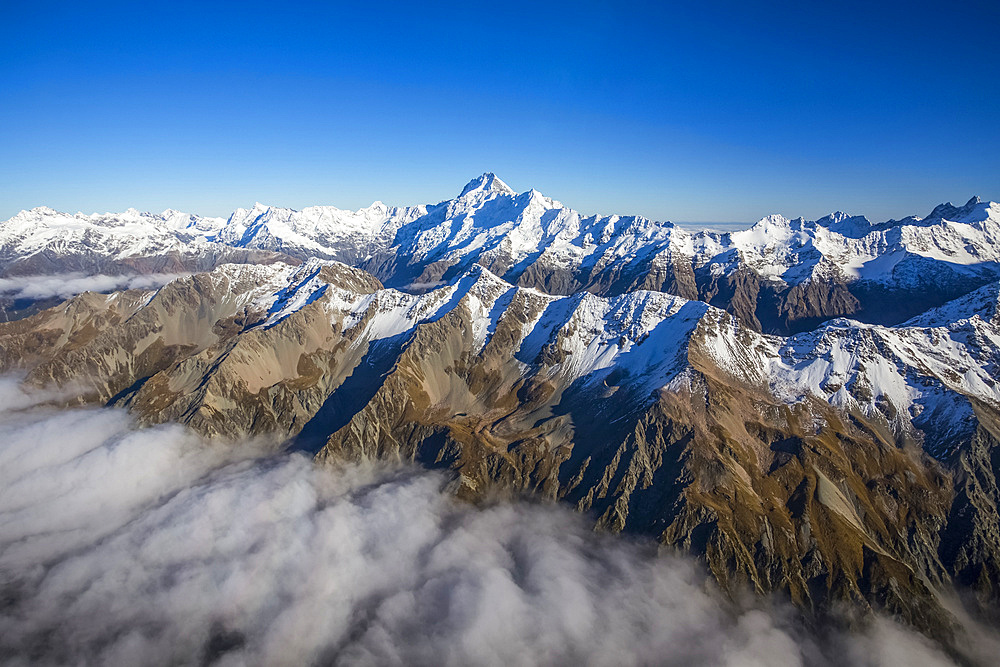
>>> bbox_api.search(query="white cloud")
[0,272,187,301]
[404,280,448,291]
[0,378,979,666]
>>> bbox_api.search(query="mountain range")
[3,174,1000,655]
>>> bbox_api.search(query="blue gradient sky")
[2,0,997,223]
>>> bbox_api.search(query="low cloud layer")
[0,378,976,666]
[0,272,186,301]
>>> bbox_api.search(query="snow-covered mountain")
[0,206,211,260]
[0,205,289,279]
[698,280,1000,458]
[5,175,999,333]
[5,255,1000,643]
[4,175,1000,643]
[215,200,427,264]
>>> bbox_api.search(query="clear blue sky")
[2,0,997,223]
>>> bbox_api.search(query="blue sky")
[1,0,997,223]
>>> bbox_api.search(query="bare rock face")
[940,404,1000,616]
[3,260,1000,654]
[698,266,764,331]
[0,289,152,371]
[308,290,967,641]
[776,279,861,332]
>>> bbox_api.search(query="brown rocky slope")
[1,261,999,655]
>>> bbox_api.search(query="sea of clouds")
[0,377,987,666]
[0,272,187,301]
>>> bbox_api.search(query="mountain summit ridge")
[3,177,999,334]
[458,172,516,198]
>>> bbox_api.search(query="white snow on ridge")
[5,179,999,298]
[86,253,1000,457]
[755,313,1000,446]
[674,278,1000,452]
[326,263,1000,443]
[259,260,330,328]
[726,197,1000,285]
[552,289,708,387]
[216,201,428,259]
[6,177,1000,443]
[0,206,228,260]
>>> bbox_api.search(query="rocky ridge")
[4,177,1000,658]
[4,177,1000,333]
[2,259,1000,653]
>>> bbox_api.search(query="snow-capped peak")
[809,211,875,238]
[926,196,989,223]
[6,186,1000,337]
[459,173,516,198]
[730,214,797,246]
[25,205,60,217]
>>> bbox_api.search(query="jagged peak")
[296,256,326,274]
[4,206,62,223]
[442,263,512,292]
[227,202,288,226]
[459,172,515,198]
[754,213,791,227]
[730,213,795,245]
[813,211,874,237]
[230,201,282,217]
[815,210,866,226]
[926,196,984,222]
[461,264,517,297]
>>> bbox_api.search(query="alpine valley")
[4,174,1000,656]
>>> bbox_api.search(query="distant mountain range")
[3,175,999,654]
[5,173,998,333]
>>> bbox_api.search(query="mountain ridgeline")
[3,175,1000,655]
[4,175,999,332]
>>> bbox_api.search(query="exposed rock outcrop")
[2,261,1000,655]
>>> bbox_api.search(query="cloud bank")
[0,378,975,666]
[0,272,186,301]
